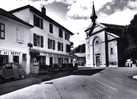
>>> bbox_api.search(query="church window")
[110,48,114,55]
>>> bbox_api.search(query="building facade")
[10,5,73,73]
[0,5,73,75]
[85,4,119,67]
[0,8,33,74]
[86,24,119,67]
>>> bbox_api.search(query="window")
[59,28,63,38]
[33,33,44,47]
[58,58,63,64]
[16,27,24,43]
[65,32,70,40]
[95,40,99,45]
[66,44,71,53]
[110,48,114,55]
[0,23,5,39]
[39,56,46,65]
[48,38,55,50]
[49,23,53,33]
[58,42,63,51]
[34,15,43,29]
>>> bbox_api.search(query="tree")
[128,14,137,44]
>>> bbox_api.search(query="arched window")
[95,40,99,45]
[93,37,100,46]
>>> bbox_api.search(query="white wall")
[108,36,118,67]
[0,16,31,52]
[12,8,71,55]
[0,15,31,74]
[12,8,31,24]
[86,29,106,67]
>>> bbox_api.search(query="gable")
[107,32,119,41]
[10,5,74,35]
[92,24,105,34]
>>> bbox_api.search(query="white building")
[10,5,73,73]
[0,8,33,74]
[85,4,119,68]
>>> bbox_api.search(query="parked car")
[0,63,26,81]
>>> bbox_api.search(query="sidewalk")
[0,67,104,95]
[0,71,72,95]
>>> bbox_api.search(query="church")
[85,3,132,67]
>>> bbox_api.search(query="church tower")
[90,2,97,24]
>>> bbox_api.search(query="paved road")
[1,67,137,99]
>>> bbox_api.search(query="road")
[1,67,137,99]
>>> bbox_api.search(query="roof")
[0,8,33,27]
[10,5,73,35]
[85,22,126,37]
[102,23,125,36]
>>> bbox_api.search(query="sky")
[1,0,137,47]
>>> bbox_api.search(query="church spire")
[90,2,97,23]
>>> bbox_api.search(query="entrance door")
[95,54,101,66]
[0,55,8,68]
[49,57,53,65]
[13,56,19,64]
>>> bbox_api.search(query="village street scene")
[1,0,137,99]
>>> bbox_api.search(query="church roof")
[85,22,126,37]
[102,23,125,36]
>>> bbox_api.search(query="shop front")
[0,49,29,76]
[30,51,40,74]
[0,49,21,65]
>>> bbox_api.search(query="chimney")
[41,6,46,15]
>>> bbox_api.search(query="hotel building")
[0,5,73,74]
[10,5,73,73]
[0,8,33,74]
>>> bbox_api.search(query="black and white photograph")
[1,0,137,99]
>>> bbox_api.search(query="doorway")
[13,56,19,64]
[49,57,53,65]
[0,55,8,68]
[95,54,101,66]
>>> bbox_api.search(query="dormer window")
[34,15,43,29]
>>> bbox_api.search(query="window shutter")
[53,40,55,50]
[41,19,43,29]
[48,39,50,49]
[41,36,43,47]
[33,34,37,46]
